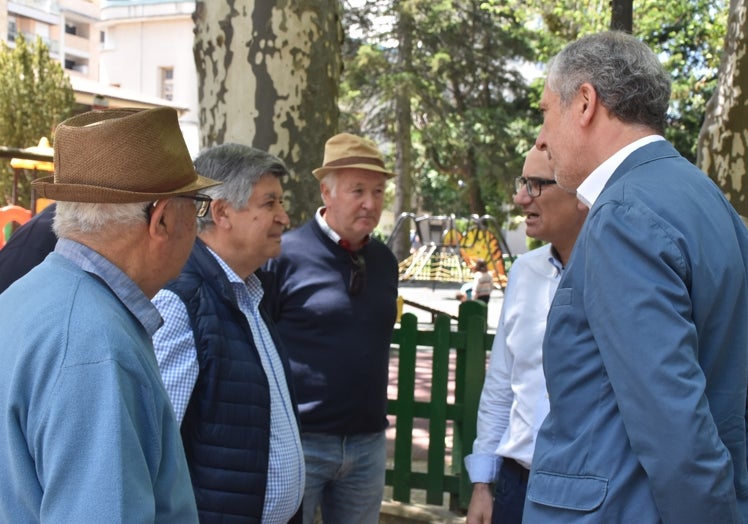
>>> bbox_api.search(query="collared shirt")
[315,207,342,243]
[152,248,304,524]
[464,244,563,481]
[577,135,665,208]
[55,238,162,336]
[315,207,370,252]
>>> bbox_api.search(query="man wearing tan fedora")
[0,107,220,523]
[265,133,399,524]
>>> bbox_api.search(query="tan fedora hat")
[32,107,221,203]
[312,133,396,180]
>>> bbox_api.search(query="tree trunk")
[392,2,414,262]
[609,0,633,32]
[697,0,748,218]
[465,145,486,216]
[193,0,342,225]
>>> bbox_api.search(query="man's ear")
[320,182,331,206]
[578,83,598,127]
[147,200,170,239]
[210,199,232,229]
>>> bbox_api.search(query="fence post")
[452,300,490,509]
[426,314,451,504]
[391,312,418,502]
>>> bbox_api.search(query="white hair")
[320,171,338,197]
[53,201,149,238]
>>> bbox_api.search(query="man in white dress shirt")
[464,146,587,524]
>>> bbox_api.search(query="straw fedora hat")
[312,133,396,180]
[32,107,220,203]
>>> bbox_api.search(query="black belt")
[502,457,530,482]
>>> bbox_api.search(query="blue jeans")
[491,458,528,524]
[301,431,386,524]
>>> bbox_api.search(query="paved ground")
[396,280,503,331]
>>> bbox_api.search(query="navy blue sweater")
[265,219,398,435]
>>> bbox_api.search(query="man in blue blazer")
[524,31,748,523]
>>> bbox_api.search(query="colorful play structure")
[387,212,513,289]
[0,137,55,248]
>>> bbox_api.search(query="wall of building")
[99,1,199,155]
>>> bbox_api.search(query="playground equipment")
[387,213,513,289]
[0,205,32,249]
[0,137,55,248]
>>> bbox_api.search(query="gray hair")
[546,31,671,134]
[53,201,147,238]
[193,143,288,232]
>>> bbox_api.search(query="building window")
[160,67,174,101]
[8,17,17,41]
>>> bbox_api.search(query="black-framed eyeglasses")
[348,252,366,296]
[177,193,213,218]
[514,176,557,198]
[145,193,213,221]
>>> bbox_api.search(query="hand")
[466,482,493,524]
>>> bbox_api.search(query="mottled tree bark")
[193,0,342,224]
[698,0,748,218]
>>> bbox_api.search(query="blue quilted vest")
[167,239,297,523]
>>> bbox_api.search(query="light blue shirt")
[153,247,304,524]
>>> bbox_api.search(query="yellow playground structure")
[387,213,512,290]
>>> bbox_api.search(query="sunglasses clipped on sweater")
[348,252,366,296]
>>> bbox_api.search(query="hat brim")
[312,163,396,181]
[32,173,222,204]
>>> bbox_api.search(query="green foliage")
[513,0,728,162]
[0,34,75,207]
[342,0,539,221]
[341,0,728,223]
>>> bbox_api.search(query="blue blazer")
[524,141,748,523]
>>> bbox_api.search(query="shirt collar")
[315,207,341,244]
[205,245,264,306]
[576,135,665,208]
[314,206,369,251]
[54,238,162,336]
[548,245,565,276]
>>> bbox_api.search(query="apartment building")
[4,0,199,155]
[99,0,198,154]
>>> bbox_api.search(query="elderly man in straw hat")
[0,107,220,523]
[265,133,398,524]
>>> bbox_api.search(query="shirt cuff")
[464,452,502,483]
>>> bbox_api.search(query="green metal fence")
[386,300,494,511]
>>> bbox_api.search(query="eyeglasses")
[145,193,213,221]
[177,193,212,218]
[514,176,557,198]
[348,252,366,296]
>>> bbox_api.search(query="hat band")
[324,156,385,169]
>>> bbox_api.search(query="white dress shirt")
[464,244,563,482]
[577,134,664,208]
